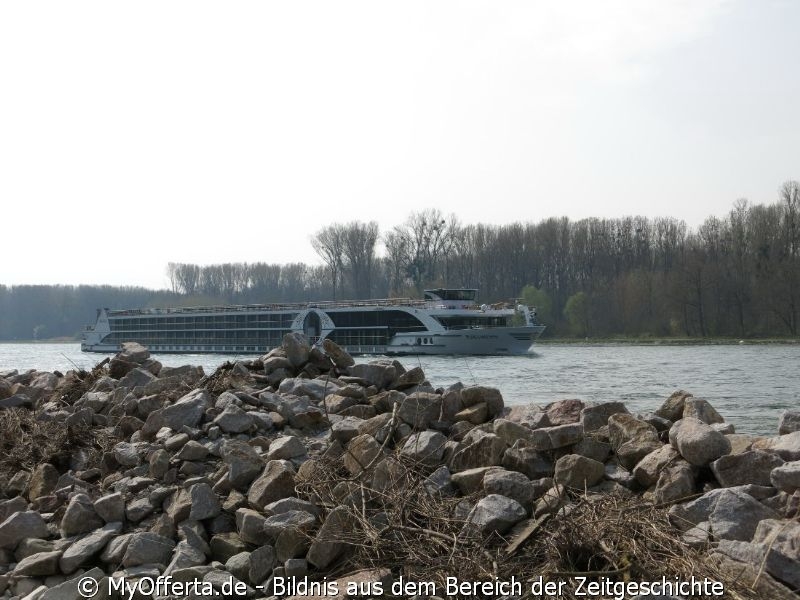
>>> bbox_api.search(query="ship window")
[435,315,510,329]
[328,309,426,335]
[424,289,477,302]
[416,338,421,345]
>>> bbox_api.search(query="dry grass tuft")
[202,361,240,395]
[298,452,768,600]
[0,408,111,479]
[57,359,109,406]
[507,491,763,599]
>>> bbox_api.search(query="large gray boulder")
[454,401,490,424]
[27,463,59,501]
[401,430,447,465]
[39,566,106,600]
[778,410,800,435]
[653,462,696,505]
[143,388,211,436]
[249,544,278,585]
[669,418,731,466]
[12,549,62,577]
[632,445,680,487]
[213,404,254,434]
[461,386,504,418]
[236,508,270,545]
[59,522,122,574]
[122,532,176,567]
[343,434,383,475]
[267,435,307,461]
[449,432,506,472]
[223,440,265,490]
[0,497,27,523]
[715,538,800,591]
[174,440,207,461]
[93,492,125,523]
[683,398,724,424]
[770,460,800,493]
[390,366,426,390]
[322,338,355,368]
[262,510,316,541]
[307,506,353,569]
[753,519,800,561]
[331,416,365,444]
[711,450,784,487]
[118,341,150,363]
[580,401,629,433]
[117,366,157,390]
[753,431,800,461]
[264,497,321,518]
[655,390,693,422]
[707,489,778,541]
[573,437,611,463]
[350,360,398,389]
[60,494,104,537]
[554,454,605,489]
[279,377,341,403]
[0,511,48,550]
[113,441,141,467]
[188,483,222,521]
[608,414,662,470]
[501,443,554,479]
[282,332,311,368]
[247,460,297,510]
[667,485,775,532]
[482,469,535,506]
[543,423,584,449]
[451,466,503,495]
[164,540,206,576]
[463,494,526,535]
[543,399,585,425]
[493,419,541,447]
[397,392,442,429]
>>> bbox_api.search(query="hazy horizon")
[2,1,798,289]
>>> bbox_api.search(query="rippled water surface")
[1,343,797,435]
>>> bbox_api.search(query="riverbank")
[538,336,800,345]
[1,338,799,598]
[4,334,800,346]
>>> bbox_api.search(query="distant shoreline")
[1,336,799,346]
[537,337,800,346]
[0,338,79,344]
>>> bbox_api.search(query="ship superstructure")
[81,289,545,356]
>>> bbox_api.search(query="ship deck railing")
[105,297,430,317]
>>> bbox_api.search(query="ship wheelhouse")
[423,288,477,308]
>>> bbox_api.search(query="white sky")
[1,1,798,290]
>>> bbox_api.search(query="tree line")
[1,180,798,340]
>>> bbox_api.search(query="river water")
[1,343,797,436]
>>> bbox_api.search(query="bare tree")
[166,263,179,293]
[383,230,411,296]
[341,221,379,298]
[386,209,459,293]
[311,224,346,300]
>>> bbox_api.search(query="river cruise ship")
[81,289,545,356]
